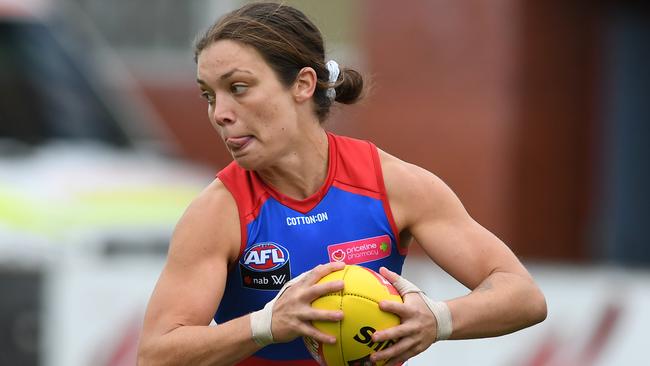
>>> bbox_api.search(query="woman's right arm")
[137,179,260,366]
[136,179,346,366]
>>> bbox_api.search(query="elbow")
[137,354,147,366]
[528,285,547,326]
[137,340,162,366]
[136,343,151,366]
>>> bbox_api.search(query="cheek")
[261,95,282,115]
[254,100,284,130]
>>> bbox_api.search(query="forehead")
[196,39,269,80]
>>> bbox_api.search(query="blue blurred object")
[0,19,131,147]
[597,4,650,265]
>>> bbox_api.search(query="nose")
[210,95,236,127]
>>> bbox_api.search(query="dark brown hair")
[193,2,363,121]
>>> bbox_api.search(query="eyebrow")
[196,68,253,85]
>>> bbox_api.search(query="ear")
[292,67,317,103]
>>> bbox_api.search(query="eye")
[230,83,248,95]
[200,91,215,105]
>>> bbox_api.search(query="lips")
[225,136,253,150]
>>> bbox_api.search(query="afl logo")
[241,242,290,272]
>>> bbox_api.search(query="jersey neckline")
[252,132,337,214]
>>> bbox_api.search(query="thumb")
[379,267,421,296]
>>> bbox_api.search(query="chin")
[232,154,261,171]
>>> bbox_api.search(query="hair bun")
[334,68,364,104]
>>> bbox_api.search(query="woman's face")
[196,40,302,170]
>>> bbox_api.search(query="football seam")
[319,292,387,304]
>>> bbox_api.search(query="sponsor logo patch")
[327,235,392,265]
[240,242,291,290]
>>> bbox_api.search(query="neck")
[257,128,329,200]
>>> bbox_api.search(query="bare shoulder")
[378,149,468,230]
[378,149,440,194]
[140,179,241,337]
[168,178,241,267]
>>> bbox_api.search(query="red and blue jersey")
[216,133,407,365]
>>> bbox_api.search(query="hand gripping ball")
[303,265,403,366]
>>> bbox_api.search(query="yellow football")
[303,265,403,366]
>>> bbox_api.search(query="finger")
[305,262,346,285]
[386,351,418,366]
[386,355,411,366]
[378,299,412,318]
[386,359,402,366]
[372,322,414,343]
[370,336,416,363]
[300,324,338,344]
[305,280,344,300]
[379,266,400,283]
[303,308,344,322]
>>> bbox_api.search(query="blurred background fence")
[0,0,648,365]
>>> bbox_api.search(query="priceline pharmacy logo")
[327,235,392,265]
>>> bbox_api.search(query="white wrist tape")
[250,301,274,346]
[249,270,309,346]
[392,274,453,341]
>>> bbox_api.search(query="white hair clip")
[325,60,340,101]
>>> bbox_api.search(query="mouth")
[225,135,254,151]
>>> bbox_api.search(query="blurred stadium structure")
[0,0,209,364]
[0,0,648,365]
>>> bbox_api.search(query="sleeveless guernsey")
[216,132,407,365]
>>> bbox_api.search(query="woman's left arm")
[371,150,547,364]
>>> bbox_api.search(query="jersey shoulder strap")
[330,133,385,200]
